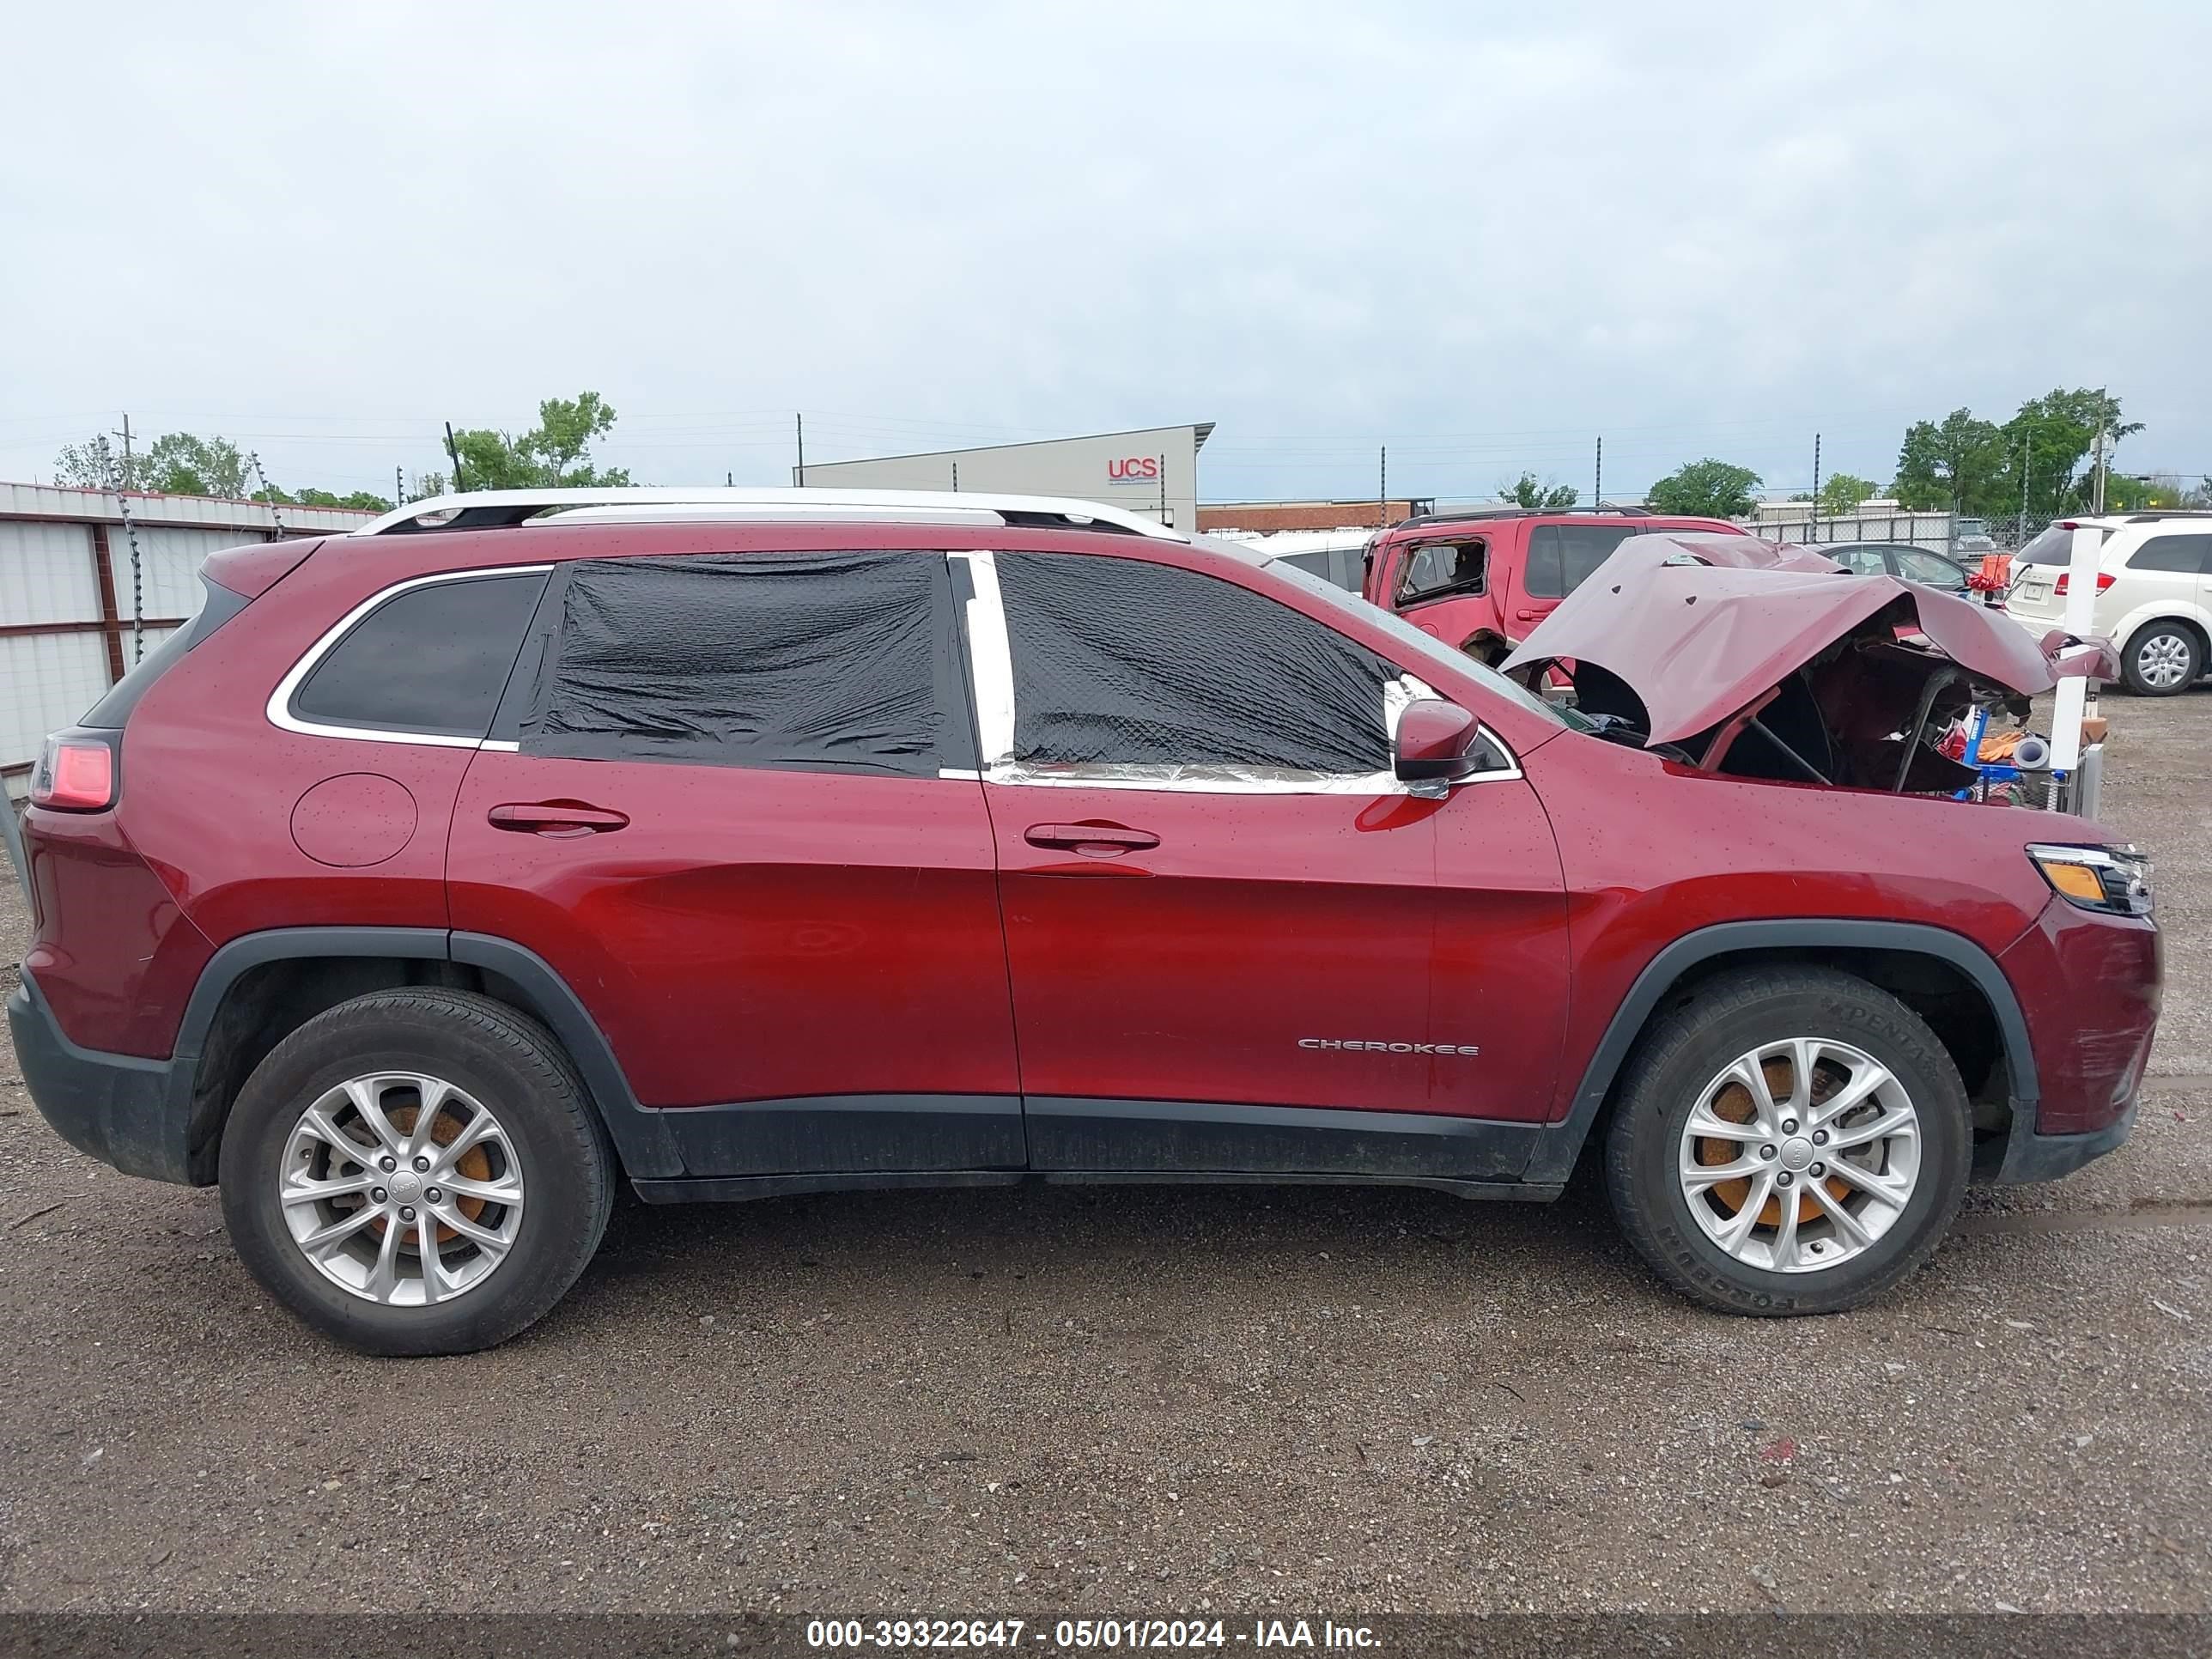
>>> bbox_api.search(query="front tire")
[2120,621,2203,696]
[218,988,615,1356]
[1603,967,1970,1316]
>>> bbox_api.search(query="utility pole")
[1158,453,1168,526]
[795,413,805,486]
[1378,445,1387,530]
[1810,432,1821,539]
[111,412,134,489]
[2092,386,2109,514]
[444,422,467,493]
[2020,432,2031,545]
[1593,436,1601,507]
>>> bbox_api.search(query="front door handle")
[1024,822,1161,854]
[488,801,630,838]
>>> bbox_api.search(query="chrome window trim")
[974,750,1522,795]
[265,564,554,748]
[951,550,1522,797]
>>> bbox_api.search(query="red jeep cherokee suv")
[1362,506,1745,662]
[5,489,2159,1355]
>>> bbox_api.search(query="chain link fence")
[1995,514,2056,551]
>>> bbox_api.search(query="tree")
[53,428,255,495]
[2097,475,2162,513]
[1992,388,2142,520]
[50,397,622,506]
[142,432,251,498]
[2132,472,2204,509]
[52,434,155,491]
[1646,459,1762,518]
[448,392,630,491]
[58,426,408,507]
[1817,472,1877,517]
[1892,409,2003,515]
[252,483,395,512]
[1500,471,1577,509]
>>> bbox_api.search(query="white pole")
[2048,521,2103,775]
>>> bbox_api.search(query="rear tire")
[1603,967,1970,1316]
[218,988,615,1356]
[2120,621,2202,696]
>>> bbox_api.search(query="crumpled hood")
[1501,533,2103,744]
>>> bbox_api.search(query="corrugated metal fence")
[0,483,376,801]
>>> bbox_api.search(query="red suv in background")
[5,489,2158,1355]
[1362,507,1746,662]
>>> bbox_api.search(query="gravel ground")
[0,690,2206,1616]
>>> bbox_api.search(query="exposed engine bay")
[1500,534,2116,798]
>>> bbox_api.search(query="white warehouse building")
[796,423,1212,534]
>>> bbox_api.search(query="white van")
[2005,514,2212,696]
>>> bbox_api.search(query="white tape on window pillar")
[951,550,1015,767]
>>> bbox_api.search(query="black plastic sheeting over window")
[995,552,1395,773]
[520,552,973,775]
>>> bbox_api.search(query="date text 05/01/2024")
[805,1620,1382,1650]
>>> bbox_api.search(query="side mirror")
[1394,698,1482,783]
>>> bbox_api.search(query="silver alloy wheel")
[278,1073,525,1306]
[1677,1037,1920,1274]
[2136,631,2194,690]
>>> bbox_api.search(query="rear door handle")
[1024,822,1161,854]
[488,801,630,837]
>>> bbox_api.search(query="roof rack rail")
[1390,503,1656,532]
[2123,509,2212,522]
[351,487,1186,541]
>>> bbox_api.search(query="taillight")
[30,734,117,811]
[2051,571,2116,597]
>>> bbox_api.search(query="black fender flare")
[1521,919,2036,1184]
[449,931,680,1177]
[168,927,680,1181]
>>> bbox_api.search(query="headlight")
[2027,843,2153,916]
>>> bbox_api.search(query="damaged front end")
[1500,534,2116,795]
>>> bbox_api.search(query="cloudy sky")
[3,1,2206,506]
